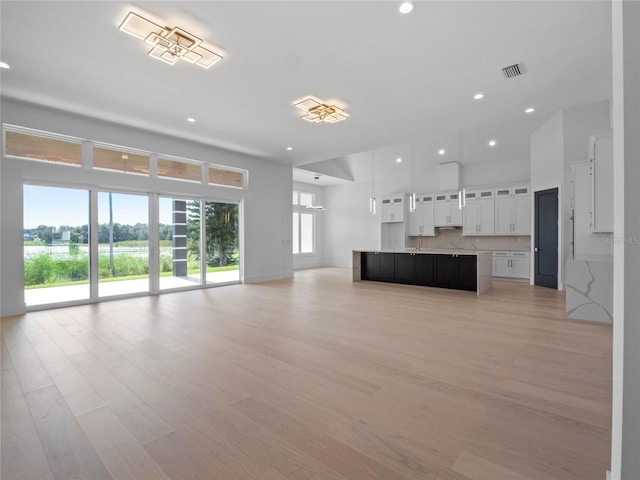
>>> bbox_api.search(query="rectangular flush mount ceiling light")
[119,12,222,69]
[294,97,349,123]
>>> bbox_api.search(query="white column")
[610,1,640,479]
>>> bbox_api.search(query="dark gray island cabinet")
[353,250,493,295]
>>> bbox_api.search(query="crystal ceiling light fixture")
[293,97,349,123]
[119,12,223,69]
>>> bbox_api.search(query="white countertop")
[354,249,492,256]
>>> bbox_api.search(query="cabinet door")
[449,193,463,225]
[591,134,613,232]
[378,253,396,281]
[493,255,510,277]
[510,255,530,279]
[392,197,404,223]
[361,252,379,280]
[494,197,513,234]
[395,254,417,284]
[407,200,423,236]
[415,254,435,285]
[381,198,393,222]
[434,255,458,286]
[478,197,495,234]
[422,197,435,235]
[512,195,531,234]
[457,256,477,291]
[463,199,479,234]
[435,195,449,226]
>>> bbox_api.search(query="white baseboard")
[243,271,293,284]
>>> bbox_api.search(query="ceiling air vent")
[502,63,525,79]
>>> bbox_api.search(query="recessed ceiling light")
[488,140,497,147]
[396,157,402,163]
[525,107,536,114]
[286,146,293,151]
[0,61,10,69]
[474,93,485,100]
[187,117,196,123]
[398,2,414,14]
[438,149,446,155]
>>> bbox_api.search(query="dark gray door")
[534,188,558,289]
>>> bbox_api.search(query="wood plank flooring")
[1,268,612,480]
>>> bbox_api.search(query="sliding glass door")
[158,199,240,288]
[24,187,239,308]
[204,201,239,285]
[23,185,90,306]
[159,197,201,290]
[97,191,149,297]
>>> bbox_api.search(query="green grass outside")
[24,264,239,289]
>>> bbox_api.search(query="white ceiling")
[0,1,612,184]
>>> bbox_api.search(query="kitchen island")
[353,249,493,295]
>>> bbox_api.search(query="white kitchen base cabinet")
[493,251,530,280]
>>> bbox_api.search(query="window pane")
[300,213,313,253]
[159,197,201,290]
[208,166,244,188]
[292,191,299,205]
[94,147,149,175]
[6,131,82,166]
[158,158,202,182]
[299,192,313,207]
[204,202,240,285]
[23,185,90,306]
[292,212,299,254]
[97,192,149,297]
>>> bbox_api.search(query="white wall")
[324,181,381,267]
[531,110,565,191]
[530,110,564,288]
[293,180,325,269]
[0,98,293,315]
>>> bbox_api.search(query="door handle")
[534,247,539,252]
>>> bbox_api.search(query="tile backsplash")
[409,228,530,252]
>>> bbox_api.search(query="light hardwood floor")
[1,268,612,480]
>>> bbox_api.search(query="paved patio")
[25,270,240,307]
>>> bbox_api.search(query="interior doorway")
[534,187,559,289]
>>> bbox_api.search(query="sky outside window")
[24,185,149,229]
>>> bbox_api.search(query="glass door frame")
[23,182,242,311]
[201,198,241,287]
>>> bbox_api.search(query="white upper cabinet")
[462,189,495,235]
[495,186,531,235]
[590,133,613,233]
[434,191,462,226]
[381,194,405,223]
[408,194,435,236]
